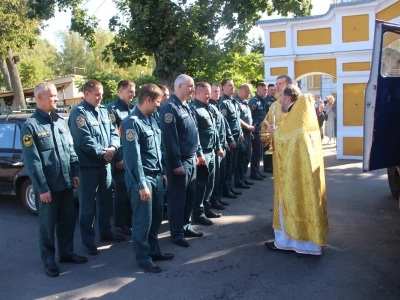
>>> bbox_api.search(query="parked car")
[0,112,70,214]
[363,20,400,202]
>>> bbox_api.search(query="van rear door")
[363,21,400,171]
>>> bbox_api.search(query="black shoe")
[184,229,204,237]
[218,199,230,206]
[194,216,213,225]
[150,253,174,261]
[229,188,242,195]
[258,173,267,178]
[174,239,189,247]
[115,226,132,236]
[205,210,222,218]
[235,183,250,189]
[100,232,126,242]
[264,168,273,173]
[84,244,98,256]
[243,180,255,185]
[59,253,88,264]
[264,240,281,251]
[222,190,237,199]
[250,174,264,181]
[44,263,59,277]
[211,202,225,210]
[139,262,162,273]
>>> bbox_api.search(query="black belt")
[144,170,162,177]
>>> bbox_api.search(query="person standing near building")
[248,82,268,180]
[69,80,125,256]
[220,79,244,198]
[265,85,328,255]
[107,80,136,236]
[159,74,205,248]
[21,82,87,277]
[190,82,224,225]
[234,84,255,189]
[209,83,236,206]
[121,83,173,273]
[263,84,277,173]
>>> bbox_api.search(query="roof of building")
[255,0,376,25]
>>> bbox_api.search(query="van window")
[0,123,16,149]
[381,30,400,77]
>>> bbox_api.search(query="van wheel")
[21,179,37,215]
[387,167,400,201]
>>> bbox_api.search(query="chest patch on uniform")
[76,116,85,127]
[109,113,116,122]
[221,109,227,116]
[126,129,136,141]
[23,134,33,147]
[164,113,173,123]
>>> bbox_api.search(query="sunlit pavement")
[1,146,399,299]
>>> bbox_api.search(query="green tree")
[106,0,312,84]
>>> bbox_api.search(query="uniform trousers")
[35,188,75,264]
[167,156,196,242]
[127,173,163,264]
[193,152,215,218]
[250,132,262,175]
[224,137,239,191]
[79,165,113,245]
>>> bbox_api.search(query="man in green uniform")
[220,79,244,198]
[190,82,224,225]
[69,80,124,256]
[234,84,255,189]
[107,80,136,236]
[209,84,236,204]
[122,84,173,273]
[21,82,87,277]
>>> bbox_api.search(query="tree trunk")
[0,54,13,91]
[5,49,25,109]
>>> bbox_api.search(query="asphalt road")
[1,144,400,300]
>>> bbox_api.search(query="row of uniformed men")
[20,76,276,276]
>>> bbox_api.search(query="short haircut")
[83,80,102,93]
[118,80,135,90]
[268,84,275,88]
[210,83,219,88]
[221,79,232,87]
[283,84,301,102]
[138,83,163,105]
[195,82,211,92]
[277,75,292,85]
[174,74,193,89]
[157,84,168,92]
[239,83,252,91]
[256,82,267,88]
[34,82,56,99]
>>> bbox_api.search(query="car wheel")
[21,179,37,215]
[387,167,400,201]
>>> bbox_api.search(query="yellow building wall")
[342,62,371,72]
[343,137,363,156]
[295,59,336,79]
[376,1,400,21]
[342,15,369,43]
[297,28,332,46]
[270,67,288,77]
[270,31,286,48]
[343,83,366,126]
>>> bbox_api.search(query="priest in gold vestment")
[265,85,328,255]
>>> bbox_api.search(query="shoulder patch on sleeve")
[221,109,227,116]
[76,116,85,127]
[126,129,136,141]
[109,113,116,122]
[164,113,173,123]
[23,134,33,147]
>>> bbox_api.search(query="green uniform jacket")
[68,100,120,167]
[121,107,164,190]
[220,94,243,138]
[20,108,79,194]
